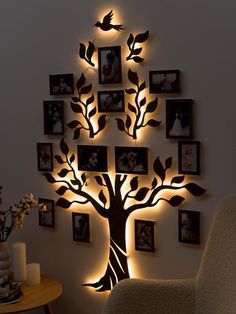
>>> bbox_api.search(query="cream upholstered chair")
[103,196,236,314]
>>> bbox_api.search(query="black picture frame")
[178,141,200,175]
[115,146,148,175]
[149,70,180,94]
[49,73,74,95]
[135,219,155,252]
[37,143,53,172]
[77,145,108,172]
[72,212,90,243]
[98,46,122,84]
[38,198,55,228]
[44,100,64,135]
[97,90,124,112]
[166,99,193,139]
[178,210,200,244]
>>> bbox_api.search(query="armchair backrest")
[196,196,236,314]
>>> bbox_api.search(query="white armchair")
[103,196,236,314]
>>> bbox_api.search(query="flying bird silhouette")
[95,10,123,32]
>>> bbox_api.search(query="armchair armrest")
[103,278,195,314]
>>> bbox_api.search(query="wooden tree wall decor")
[116,69,161,140]
[44,139,206,292]
[79,41,95,67]
[67,73,106,139]
[126,31,149,63]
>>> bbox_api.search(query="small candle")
[26,263,40,285]
[12,242,27,281]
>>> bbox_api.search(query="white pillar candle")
[26,263,41,285]
[12,242,27,281]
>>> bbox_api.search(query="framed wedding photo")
[115,146,148,175]
[178,210,200,244]
[77,145,108,172]
[166,99,193,139]
[149,70,180,94]
[49,73,74,95]
[72,212,90,243]
[38,198,55,228]
[37,143,53,172]
[135,219,155,252]
[178,141,200,175]
[97,90,124,112]
[98,46,122,84]
[44,100,64,135]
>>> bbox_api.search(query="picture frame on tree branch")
[97,90,124,112]
[44,100,64,135]
[38,198,55,228]
[77,145,108,172]
[178,209,200,244]
[135,219,155,252]
[178,141,200,175]
[72,212,90,243]
[115,146,148,174]
[149,70,180,94]
[49,73,74,95]
[37,143,53,172]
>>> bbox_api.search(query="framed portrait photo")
[49,73,74,95]
[178,141,200,175]
[149,70,180,94]
[37,143,53,172]
[38,198,55,228]
[98,46,122,84]
[135,219,155,252]
[44,100,64,135]
[72,212,90,243]
[77,145,108,172]
[166,99,193,139]
[115,146,148,175]
[178,210,200,244]
[97,90,124,112]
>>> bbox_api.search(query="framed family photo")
[178,141,200,175]
[37,143,53,172]
[38,198,55,228]
[97,90,124,112]
[166,99,193,139]
[72,212,90,243]
[49,73,74,95]
[44,100,64,135]
[115,146,148,175]
[135,219,155,252]
[178,210,200,244]
[98,46,122,84]
[77,145,108,172]
[149,70,180,94]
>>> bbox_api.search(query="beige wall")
[0,0,235,313]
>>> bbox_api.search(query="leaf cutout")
[128,69,139,86]
[132,56,144,63]
[130,176,138,191]
[165,157,172,169]
[79,43,86,59]
[71,179,78,185]
[72,96,80,102]
[56,198,72,209]
[97,115,106,132]
[134,187,149,201]
[67,120,80,129]
[146,119,161,127]
[185,183,206,196]
[44,173,56,183]
[95,176,104,186]
[86,95,94,105]
[54,155,65,164]
[168,195,185,207]
[56,186,68,196]
[73,128,81,140]
[127,33,134,48]
[125,115,132,129]
[146,99,158,112]
[86,41,95,61]
[140,97,146,107]
[70,154,75,163]
[171,175,185,185]
[58,168,70,178]
[135,30,149,43]
[132,47,142,55]
[60,139,69,155]
[139,81,146,92]
[128,103,136,114]
[116,118,125,131]
[71,102,83,113]
[76,73,86,90]
[153,157,165,182]
[81,84,92,94]
[125,88,136,94]
[99,190,107,206]
[81,173,86,184]
[151,178,158,190]
[88,107,96,118]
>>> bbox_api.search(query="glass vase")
[0,242,11,278]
